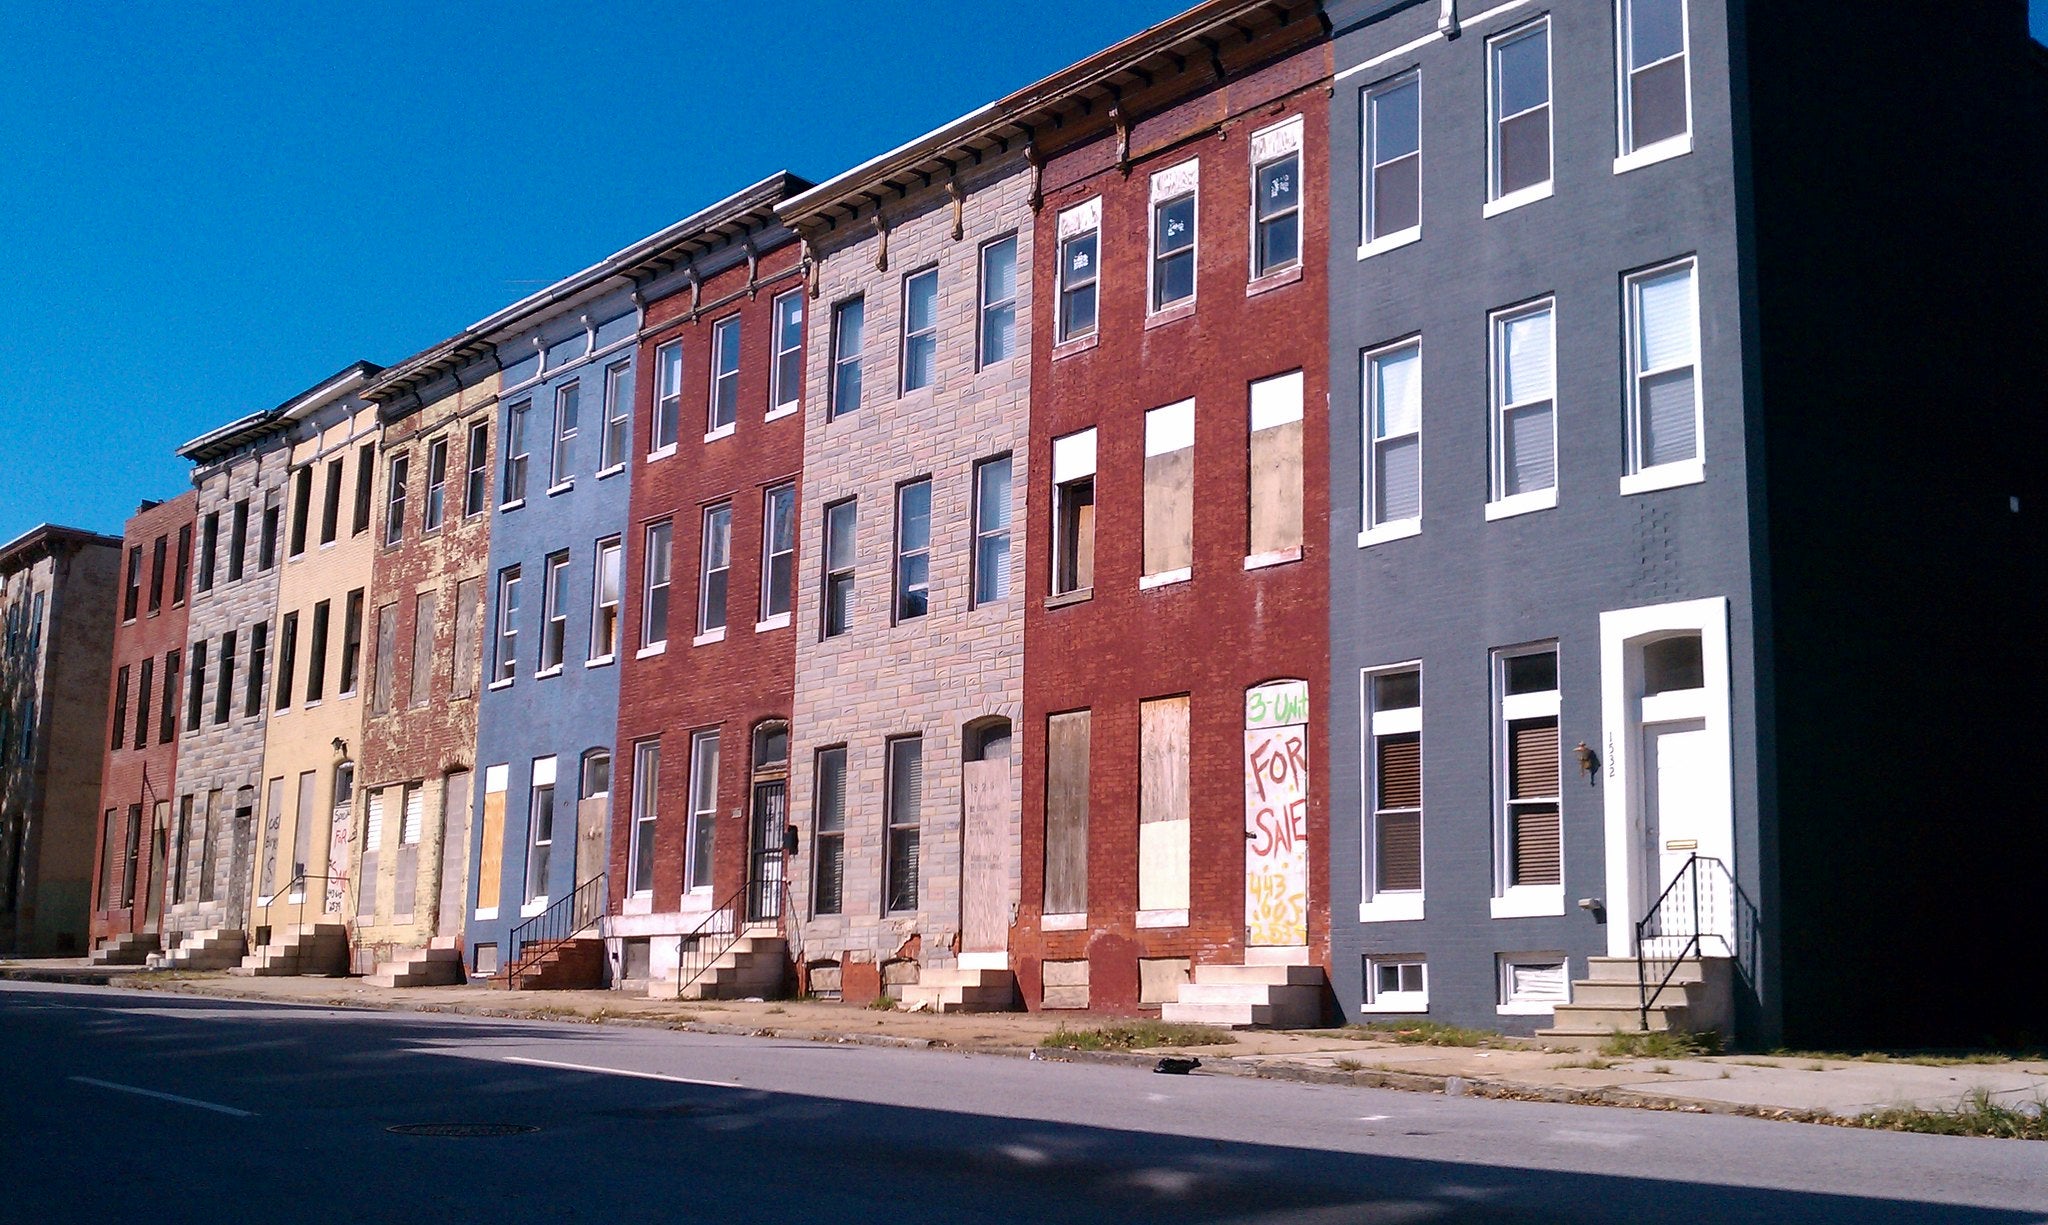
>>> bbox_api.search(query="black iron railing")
[505,872,607,988]
[257,873,340,943]
[1635,853,1715,1029]
[674,878,788,1000]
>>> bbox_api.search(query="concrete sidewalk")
[6,958,2044,1126]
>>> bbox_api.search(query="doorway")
[961,718,1013,960]
[1244,680,1311,951]
[746,722,789,924]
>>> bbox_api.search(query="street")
[1,981,2042,1224]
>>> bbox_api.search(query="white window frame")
[1249,117,1305,280]
[768,290,804,418]
[707,315,740,440]
[900,267,940,394]
[600,361,632,473]
[538,552,569,675]
[550,381,579,490]
[1362,956,1429,1013]
[686,729,718,893]
[1359,664,1425,923]
[627,740,660,896]
[696,503,731,643]
[971,454,1013,607]
[830,297,864,420]
[641,521,672,653]
[651,340,682,457]
[492,566,520,684]
[422,436,448,533]
[1484,16,1555,217]
[1614,0,1694,173]
[1498,953,1571,1015]
[1054,198,1101,345]
[1620,257,1704,494]
[1051,427,1097,596]
[383,453,408,546]
[1487,297,1559,520]
[524,756,557,910]
[589,537,622,664]
[977,235,1019,368]
[1491,644,1565,919]
[1360,71,1422,259]
[821,499,856,639]
[502,402,530,507]
[1360,339,1423,546]
[464,419,490,517]
[1147,160,1198,315]
[758,483,794,631]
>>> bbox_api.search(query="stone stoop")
[1536,956,1734,1050]
[652,934,789,1001]
[228,922,349,977]
[505,938,607,991]
[1161,963,1327,1029]
[365,939,466,988]
[146,928,247,971]
[897,966,1019,1014]
[88,931,160,966]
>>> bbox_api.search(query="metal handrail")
[504,872,607,987]
[1635,853,1713,1029]
[257,873,339,943]
[674,878,788,1000]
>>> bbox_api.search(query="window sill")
[535,666,564,680]
[1619,459,1704,496]
[304,699,324,711]
[473,906,497,922]
[635,643,667,659]
[1245,264,1303,297]
[621,893,652,917]
[319,540,338,552]
[520,899,548,918]
[1358,997,1429,1014]
[1144,301,1196,330]
[1483,181,1553,218]
[1358,894,1425,924]
[754,613,791,633]
[1357,228,1421,262]
[585,654,615,669]
[499,499,526,513]
[1490,886,1565,919]
[1043,587,1093,610]
[1497,1000,1564,1016]
[692,628,726,647]
[1484,488,1557,522]
[1135,908,1187,929]
[1357,519,1421,549]
[595,463,625,481]
[646,444,677,463]
[1614,134,1692,176]
[704,424,736,444]
[1138,568,1190,591]
[1243,547,1301,571]
[546,481,574,498]
[1051,333,1098,361]
[1041,912,1087,931]
[765,404,800,423]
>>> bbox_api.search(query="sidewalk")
[7,958,2044,1128]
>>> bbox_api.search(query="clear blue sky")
[4,3,2046,541]
[0,1,1179,540]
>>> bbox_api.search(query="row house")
[0,524,121,955]
[87,494,195,960]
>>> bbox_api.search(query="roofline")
[176,359,381,462]
[0,522,123,573]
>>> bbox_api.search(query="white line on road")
[69,1076,256,1117]
[498,1054,736,1087]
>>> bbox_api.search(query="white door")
[1639,718,1718,950]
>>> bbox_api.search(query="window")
[687,730,718,891]
[185,640,206,732]
[1624,259,1701,483]
[698,504,731,636]
[830,297,864,419]
[228,499,249,581]
[1365,956,1428,1011]
[971,455,1012,606]
[885,735,922,912]
[135,658,153,748]
[1363,73,1421,248]
[1365,667,1423,909]
[1497,647,1562,899]
[642,522,672,649]
[583,749,611,801]
[893,479,931,622]
[770,290,804,415]
[275,611,299,711]
[245,621,267,718]
[173,524,190,605]
[408,593,436,708]
[1489,19,1552,206]
[978,236,1018,366]
[450,578,480,699]
[1619,0,1690,160]
[259,501,279,570]
[901,268,939,393]
[1150,164,1197,311]
[503,402,531,503]
[213,630,235,725]
[159,648,179,742]
[700,317,740,437]
[384,453,408,545]
[307,600,331,702]
[628,741,660,895]
[1499,954,1570,1013]
[526,757,557,905]
[1043,710,1091,916]
[320,457,343,545]
[1248,371,1305,560]
[761,484,794,623]
[148,535,166,614]
[1490,300,1557,512]
[1052,428,1097,596]
[111,665,129,750]
[122,547,141,621]
[821,499,856,638]
[590,538,622,661]
[652,341,682,453]
[197,512,218,592]
[463,421,490,516]
[422,436,448,532]
[1138,696,1190,915]
[1143,401,1194,583]
[494,566,521,683]
[812,746,846,915]
[551,383,579,486]
[601,362,632,470]
[540,553,570,672]
[352,442,375,535]
[1251,118,1303,277]
[338,592,362,696]
[370,603,397,715]
[1056,200,1100,343]
[1363,341,1422,537]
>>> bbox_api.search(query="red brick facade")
[90,492,195,941]
[1018,33,1332,1013]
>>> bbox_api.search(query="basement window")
[1363,956,1427,1013]
[1498,954,1569,1014]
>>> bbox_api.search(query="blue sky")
[4,3,2046,540]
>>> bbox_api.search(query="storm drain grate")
[387,1122,540,1138]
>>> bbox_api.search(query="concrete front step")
[1175,982,1324,1009]
[1584,955,1706,985]
[1545,1002,1689,1033]
[1162,961,1326,1029]
[233,922,349,977]
[365,945,466,988]
[89,933,161,966]
[1190,963,1324,987]
[1160,1001,1284,1028]
[1568,979,1704,1009]
[898,967,1019,1013]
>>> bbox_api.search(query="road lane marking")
[69,1076,255,1117]
[498,1055,735,1087]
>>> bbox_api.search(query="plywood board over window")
[477,767,507,914]
[1248,371,1304,561]
[1138,696,1190,915]
[1043,710,1091,917]
[1142,402,1194,582]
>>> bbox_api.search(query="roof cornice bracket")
[874,208,890,272]
[947,179,966,241]
[1024,138,1044,214]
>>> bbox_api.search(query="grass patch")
[1345,1020,1501,1047]
[1331,1058,1367,1072]
[1039,1021,1237,1052]
[1553,1057,1619,1070]
[1600,1029,1720,1058]
[1855,1090,2048,1141]
[866,994,899,1010]
[1772,1048,2021,1068]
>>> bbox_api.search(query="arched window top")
[964,716,1013,762]
[581,748,612,798]
[753,720,789,775]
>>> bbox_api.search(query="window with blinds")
[885,736,922,913]
[1491,300,1556,504]
[1626,259,1699,474]
[1498,646,1562,891]
[1367,667,1423,897]
[1365,341,1421,530]
[812,747,847,915]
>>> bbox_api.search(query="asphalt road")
[2,982,2042,1224]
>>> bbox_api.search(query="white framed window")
[1149,161,1198,312]
[464,420,490,516]
[1488,299,1558,519]
[1361,73,1421,255]
[686,729,718,892]
[383,453,408,546]
[422,437,448,533]
[628,740,660,896]
[525,756,557,906]
[1487,18,1553,214]
[972,455,1013,606]
[708,316,740,436]
[1051,428,1097,596]
[698,503,731,639]
[885,735,922,912]
[1498,953,1570,1014]
[978,235,1018,366]
[1361,666,1423,922]
[550,382,579,487]
[539,552,569,673]
[601,361,633,471]
[811,746,847,915]
[1363,956,1428,1012]
[493,566,520,683]
[502,402,530,504]
[1361,340,1422,543]
[642,521,672,650]
[1055,199,1100,344]
[1616,0,1692,170]
[830,297,864,419]
[760,483,794,625]
[590,537,621,662]
[1622,257,1703,492]
[1493,645,1564,918]
[651,340,682,454]
[894,478,931,622]
[769,290,804,416]
[821,499,856,639]
[901,267,939,393]
[1250,118,1303,278]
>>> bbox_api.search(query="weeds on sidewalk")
[1344,1020,1500,1047]
[1553,1057,1619,1070]
[1854,1090,2048,1140]
[1773,1049,2021,1068]
[1600,1029,1720,1058]
[1039,1021,1236,1052]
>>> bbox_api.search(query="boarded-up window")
[812,746,846,915]
[358,790,383,920]
[1043,710,1091,915]
[1138,696,1190,912]
[98,808,120,909]
[478,765,507,912]
[450,577,480,699]
[1248,370,1304,558]
[409,592,436,708]
[370,602,398,715]
[1142,402,1194,580]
